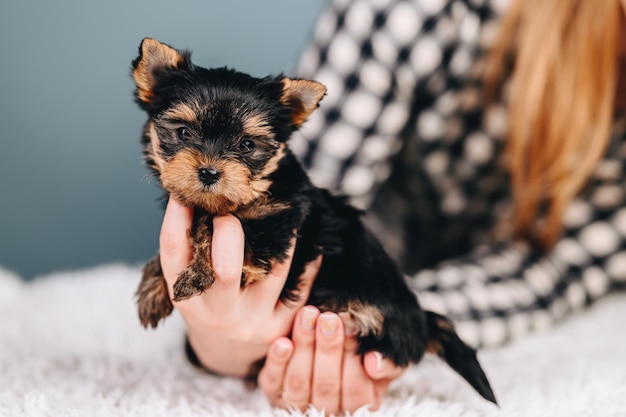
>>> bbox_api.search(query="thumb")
[211,214,245,286]
[160,198,194,296]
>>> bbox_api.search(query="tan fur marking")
[136,253,172,328]
[435,316,455,332]
[250,178,272,197]
[243,113,274,138]
[162,102,199,123]
[346,301,385,337]
[236,144,290,220]
[249,143,287,198]
[241,263,269,286]
[236,196,291,220]
[425,317,454,354]
[161,149,259,214]
[147,122,165,171]
[172,216,216,301]
[320,300,384,337]
[261,143,286,177]
[426,340,443,355]
[133,38,183,103]
[236,144,290,219]
[280,78,327,127]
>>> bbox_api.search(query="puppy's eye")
[176,127,191,141]
[240,138,256,152]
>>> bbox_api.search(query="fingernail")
[373,352,383,372]
[301,306,318,331]
[319,313,338,336]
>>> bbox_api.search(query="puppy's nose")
[198,167,220,186]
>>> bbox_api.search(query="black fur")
[132,38,496,405]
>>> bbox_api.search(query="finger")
[311,312,344,415]
[275,255,322,319]
[159,198,194,298]
[341,336,378,413]
[282,306,319,410]
[363,352,406,409]
[204,215,245,309]
[258,337,294,407]
[363,351,406,382]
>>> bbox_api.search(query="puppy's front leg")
[136,252,173,328]
[172,219,215,301]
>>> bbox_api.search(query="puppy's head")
[131,38,326,214]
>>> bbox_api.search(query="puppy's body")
[132,38,496,404]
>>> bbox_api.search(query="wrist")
[186,332,264,378]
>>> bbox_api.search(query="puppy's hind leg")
[425,311,498,404]
[136,252,173,328]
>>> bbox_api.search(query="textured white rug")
[1,264,625,417]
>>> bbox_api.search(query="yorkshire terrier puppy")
[132,38,496,404]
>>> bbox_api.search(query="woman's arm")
[410,185,626,348]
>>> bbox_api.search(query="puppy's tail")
[425,311,498,405]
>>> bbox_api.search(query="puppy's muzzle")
[198,167,220,186]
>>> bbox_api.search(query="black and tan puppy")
[132,38,496,404]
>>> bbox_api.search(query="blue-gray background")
[0,1,327,280]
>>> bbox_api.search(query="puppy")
[132,38,496,404]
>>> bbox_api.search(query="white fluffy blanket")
[1,264,625,417]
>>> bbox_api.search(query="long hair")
[484,0,623,249]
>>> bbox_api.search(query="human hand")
[258,306,406,415]
[159,198,321,377]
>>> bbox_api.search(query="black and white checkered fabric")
[291,0,626,347]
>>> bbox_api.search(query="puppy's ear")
[132,38,186,104]
[425,311,498,404]
[280,78,327,128]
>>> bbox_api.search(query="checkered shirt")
[290,0,626,347]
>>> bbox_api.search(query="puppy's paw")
[338,301,384,337]
[136,273,173,329]
[173,267,215,301]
